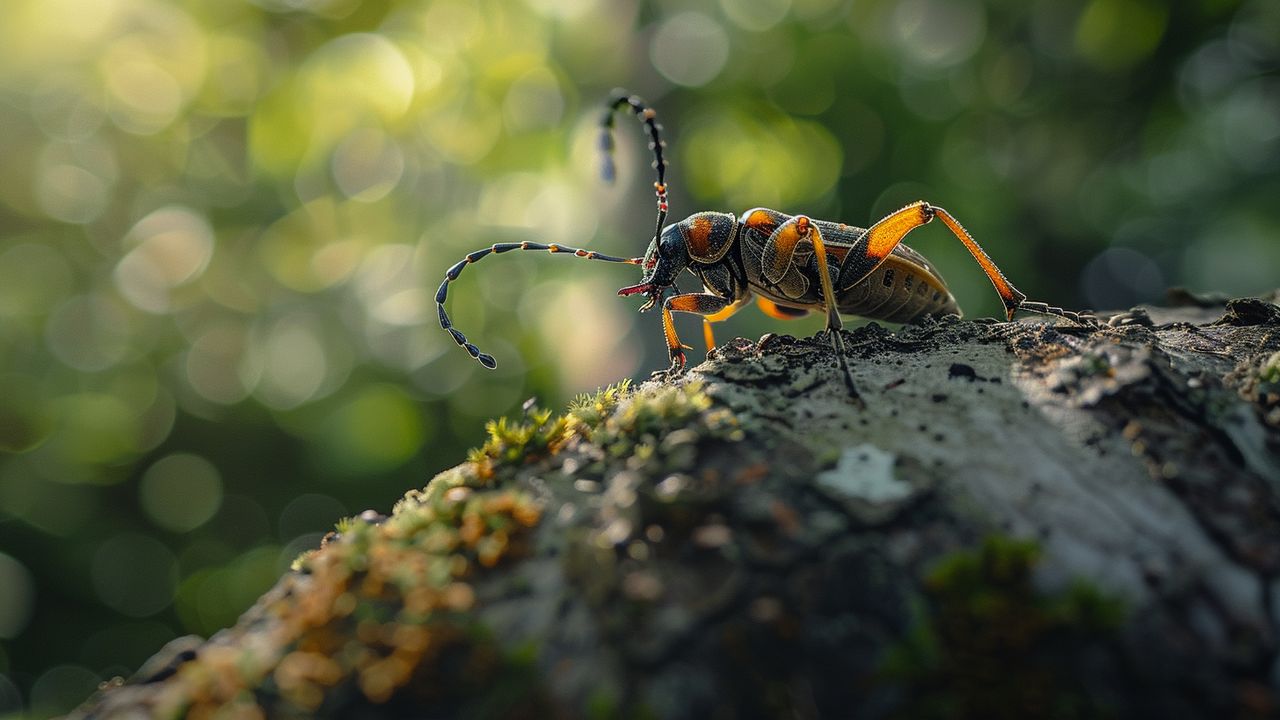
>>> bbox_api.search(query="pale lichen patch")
[812,443,934,525]
[816,443,909,500]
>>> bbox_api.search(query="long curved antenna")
[436,242,644,369]
[600,90,669,247]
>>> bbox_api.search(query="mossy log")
[72,290,1280,720]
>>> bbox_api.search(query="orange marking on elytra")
[745,210,776,232]
[684,216,713,257]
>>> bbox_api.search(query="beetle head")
[617,222,690,311]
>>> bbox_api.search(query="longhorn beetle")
[435,91,1093,400]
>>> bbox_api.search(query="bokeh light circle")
[114,206,216,314]
[90,532,179,617]
[719,0,792,32]
[139,453,224,533]
[650,12,731,87]
[29,665,100,718]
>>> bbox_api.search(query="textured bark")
[72,290,1280,719]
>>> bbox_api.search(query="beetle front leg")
[662,293,739,371]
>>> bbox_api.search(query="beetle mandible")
[434,91,1093,400]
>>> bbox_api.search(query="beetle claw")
[640,288,665,312]
[669,347,687,371]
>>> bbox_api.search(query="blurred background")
[0,0,1276,715]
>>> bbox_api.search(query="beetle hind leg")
[929,207,1097,325]
[840,202,1097,328]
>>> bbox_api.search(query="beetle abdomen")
[837,250,959,322]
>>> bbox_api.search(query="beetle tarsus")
[820,328,864,406]
[1015,300,1101,327]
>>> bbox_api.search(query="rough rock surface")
[71,291,1280,719]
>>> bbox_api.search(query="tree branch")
[72,290,1280,719]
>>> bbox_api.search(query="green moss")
[586,687,657,720]
[461,380,636,481]
[1260,351,1280,387]
[410,465,471,506]
[1081,350,1113,377]
[568,379,633,433]
[882,536,1125,720]
[455,631,554,720]
[468,405,573,473]
[586,687,620,720]
[195,380,749,717]
[168,473,546,718]
[590,381,742,462]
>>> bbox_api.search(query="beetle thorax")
[677,211,738,264]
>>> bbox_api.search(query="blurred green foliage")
[0,0,1276,715]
